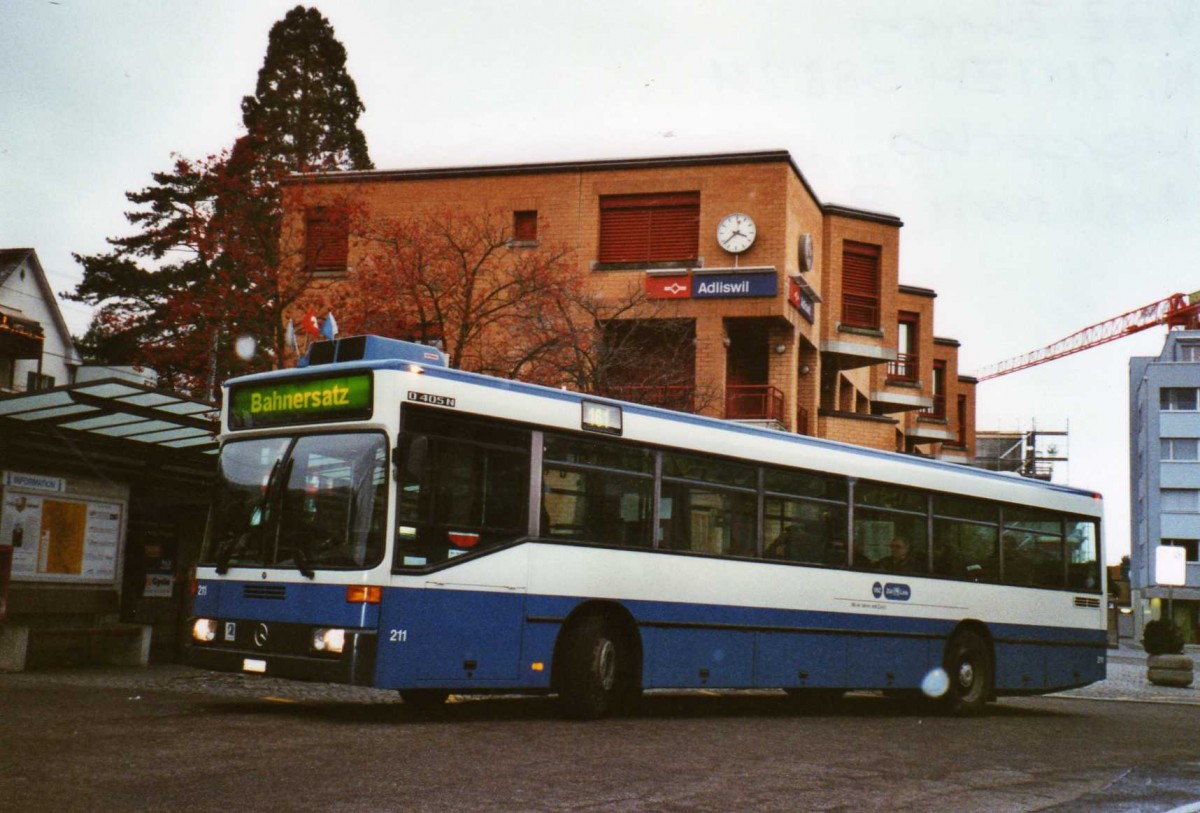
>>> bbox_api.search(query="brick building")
[281,150,976,460]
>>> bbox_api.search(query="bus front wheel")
[559,616,623,720]
[941,630,991,715]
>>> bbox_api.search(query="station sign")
[645,270,777,300]
[788,277,816,323]
[228,372,373,430]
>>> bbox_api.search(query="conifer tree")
[71,6,371,396]
[241,5,372,173]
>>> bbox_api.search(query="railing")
[887,353,919,383]
[603,385,695,413]
[922,394,947,419]
[841,295,879,329]
[726,384,785,423]
[796,406,810,436]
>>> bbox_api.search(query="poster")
[0,491,123,582]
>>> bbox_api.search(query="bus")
[188,334,1106,718]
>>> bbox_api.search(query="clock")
[798,232,814,272]
[716,213,756,254]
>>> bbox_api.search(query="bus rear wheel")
[400,689,450,714]
[559,616,625,720]
[940,630,991,715]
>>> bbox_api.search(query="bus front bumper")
[188,630,377,686]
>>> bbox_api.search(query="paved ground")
[1054,641,1200,706]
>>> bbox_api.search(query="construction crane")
[975,291,1200,381]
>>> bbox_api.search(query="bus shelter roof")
[0,378,218,453]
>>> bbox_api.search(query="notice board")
[1,479,125,584]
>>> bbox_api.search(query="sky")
[4,0,1200,563]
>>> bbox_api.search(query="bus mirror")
[399,435,428,481]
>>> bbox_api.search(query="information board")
[0,491,123,582]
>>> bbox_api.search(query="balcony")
[886,353,918,384]
[726,384,785,424]
[922,394,947,419]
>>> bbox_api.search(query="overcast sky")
[4,0,1199,562]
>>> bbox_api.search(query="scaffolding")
[972,422,1069,482]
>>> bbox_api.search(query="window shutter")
[513,210,538,242]
[305,208,349,273]
[841,241,880,328]
[599,192,699,264]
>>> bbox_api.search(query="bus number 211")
[389,629,408,643]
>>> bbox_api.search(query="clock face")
[716,213,756,254]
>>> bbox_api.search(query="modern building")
[1129,330,1200,644]
[281,150,976,459]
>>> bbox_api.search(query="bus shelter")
[0,379,217,670]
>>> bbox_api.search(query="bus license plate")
[243,658,267,674]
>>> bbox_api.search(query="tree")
[314,209,580,379]
[241,5,372,173]
[303,208,714,413]
[71,6,372,396]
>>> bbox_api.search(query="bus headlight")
[192,618,218,643]
[312,627,346,654]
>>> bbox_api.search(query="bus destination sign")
[228,373,373,430]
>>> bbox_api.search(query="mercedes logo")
[253,623,270,648]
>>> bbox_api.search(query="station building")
[282,150,976,460]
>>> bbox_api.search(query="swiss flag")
[300,311,322,337]
[645,273,692,299]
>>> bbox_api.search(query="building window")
[1162,489,1200,513]
[922,360,947,419]
[512,210,538,244]
[956,394,967,446]
[841,241,881,329]
[1163,539,1200,562]
[1162,438,1200,461]
[597,192,699,266]
[1161,387,1198,411]
[25,372,54,392]
[304,207,349,275]
[888,312,919,382]
[0,356,13,390]
[1179,343,1200,362]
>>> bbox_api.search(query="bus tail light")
[346,585,381,604]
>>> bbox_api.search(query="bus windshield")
[204,432,388,572]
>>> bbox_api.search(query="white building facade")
[0,249,80,392]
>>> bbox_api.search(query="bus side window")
[394,410,530,567]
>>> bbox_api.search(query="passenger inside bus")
[765,524,826,564]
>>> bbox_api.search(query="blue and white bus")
[189,335,1106,717]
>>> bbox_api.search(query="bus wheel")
[560,616,622,720]
[400,689,450,714]
[941,630,991,715]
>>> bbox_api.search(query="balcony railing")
[887,353,919,383]
[726,384,785,423]
[922,394,947,419]
[841,294,879,329]
[603,385,695,413]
